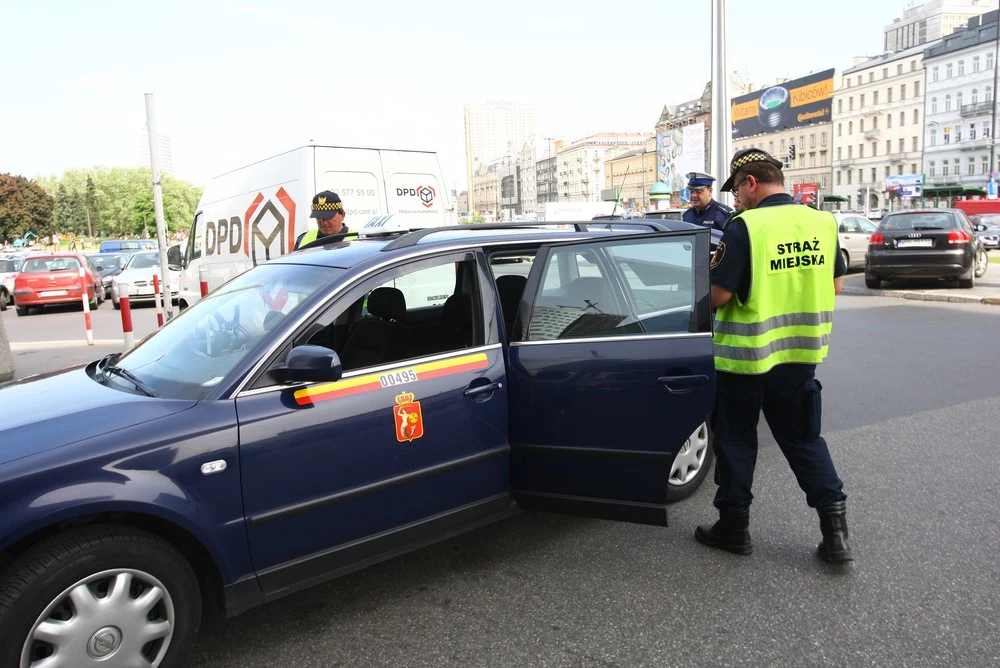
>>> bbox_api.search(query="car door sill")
[255,492,516,600]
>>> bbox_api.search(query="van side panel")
[314,148,389,220]
[379,150,455,226]
[180,147,313,304]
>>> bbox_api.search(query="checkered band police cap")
[720,148,784,192]
[310,191,344,219]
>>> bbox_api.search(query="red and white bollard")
[78,266,94,346]
[118,281,135,349]
[152,268,164,328]
[199,264,209,298]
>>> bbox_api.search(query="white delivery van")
[175,145,455,308]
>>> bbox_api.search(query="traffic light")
[789,144,796,160]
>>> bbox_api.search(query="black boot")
[817,501,853,563]
[695,508,752,555]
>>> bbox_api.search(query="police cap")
[719,148,784,192]
[310,191,344,219]
[685,172,716,191]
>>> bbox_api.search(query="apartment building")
[464,102,536,214]
[884,0,994,52]
[554,133,651,203]
[604,139,658,211]
[831,43,933,210]
[922,11,999,199]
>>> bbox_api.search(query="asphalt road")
[3,296,999,666]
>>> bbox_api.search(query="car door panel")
[508,231,715,526]
[237,252,510,593]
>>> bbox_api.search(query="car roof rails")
[379,220,674,252]
[294,228,421,252]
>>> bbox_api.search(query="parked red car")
[12,252,103,316]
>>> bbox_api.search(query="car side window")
[525,236,697,341]
[291,256,483,375]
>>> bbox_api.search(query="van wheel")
[668,422,713,502]
[0,526,201,668]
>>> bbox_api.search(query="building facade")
[138,128,173,176]
[604,139,658,211]
[922,11,999,200]
[733,124,834,200]
[463,102,536,214]
[471,160,501,220]
[831,43,933,210]
[554,133,651,203]
[516,141,541,217]
[884,0,993,52]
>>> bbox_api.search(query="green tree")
[0,173,54,243]
[85,175,98,237]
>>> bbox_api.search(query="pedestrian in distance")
[682,172,733,231]
[696,147,853,563]
[294,191,350,250]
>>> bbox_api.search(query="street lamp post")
[990,1,1000,192]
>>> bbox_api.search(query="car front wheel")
[0,526,201,668]
[668,422,714,502]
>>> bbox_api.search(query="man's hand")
[711,284,733,308]
[834,275,844,295]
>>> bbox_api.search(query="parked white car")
[0,255,22,311]
[832,213,878,271]
[110,251,180,309]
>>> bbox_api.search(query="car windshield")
[880,213,956,231]
[0,259,20,272]
[976,214,1000,228]
[112,263,342,399]
[126,253,161,270]
[22,257,81,272]
[88,253,126,268]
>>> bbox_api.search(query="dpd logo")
[243,187,297,265]
[417,185,435,208]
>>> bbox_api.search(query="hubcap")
[20,568,175,668]
[670,422,709,486]
[88,626,122,658]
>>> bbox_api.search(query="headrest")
[367,286,406,321]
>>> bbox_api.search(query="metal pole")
[711,0,732,205]
[990,2,1000,179]
[144,93,173,321]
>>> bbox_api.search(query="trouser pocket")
[804,378,823,442]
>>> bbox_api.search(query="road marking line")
[10,340,124,350]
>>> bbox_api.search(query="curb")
[841,286,1000,305]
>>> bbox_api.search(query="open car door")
[507,229,715,525]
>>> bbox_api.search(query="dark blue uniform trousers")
[712,363,846,511]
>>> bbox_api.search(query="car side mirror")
[975,224,987,231]
[167,245,183,270]
[273,345,343,384]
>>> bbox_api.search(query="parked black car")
[865,209,984,289]
[86,252,132,298]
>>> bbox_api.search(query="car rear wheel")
[15,305,29,316]
[865,275,882,289]
[974,248,988,278]
[958,274,975,289]
[0,526,201,668]
[0,290,7,312]
[667,422,713,502]
[840,249,850,271]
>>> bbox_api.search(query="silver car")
[833,213,878,271]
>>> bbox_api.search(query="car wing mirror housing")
[273,345,343,384]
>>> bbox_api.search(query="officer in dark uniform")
[682,172,733,231]
[697,148,853,563]
[294,191,350,250]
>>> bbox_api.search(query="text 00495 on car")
[0,220,716,667]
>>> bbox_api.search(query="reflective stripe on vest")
[713,205,838,374]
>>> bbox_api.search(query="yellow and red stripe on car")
[293,352,490,406]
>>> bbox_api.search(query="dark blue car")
[0,221,716,667]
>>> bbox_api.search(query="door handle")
[658,374,709,394]
[464,381,504,397]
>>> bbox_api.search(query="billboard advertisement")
[657,122,707,193]
[885,174,923,200]
[793,183,819,205]
[730,69,835,139]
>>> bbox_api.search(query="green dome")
[649,182,671,195]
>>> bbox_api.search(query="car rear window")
[880,213,957,231]
[22,257,82,272]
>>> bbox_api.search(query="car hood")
[116,267,180,282]
[0,366,197,466]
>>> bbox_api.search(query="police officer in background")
[683,172,733,231]
[696,148,853,563]
[294,191,350,250]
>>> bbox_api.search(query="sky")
[1,0,916,191]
